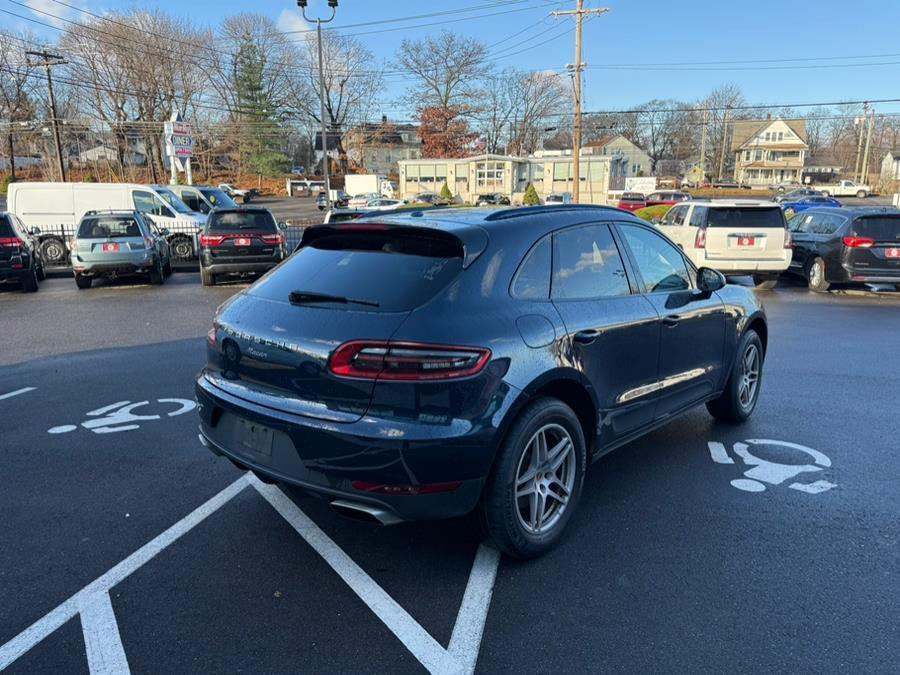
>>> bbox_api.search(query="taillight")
[842,236,874,248]
[200,234,226,246]
[207,322,218,346]
[260,233,283,245]
[329,340,491,381]
[783,228,793,249]
[694,228,706,249]
[0,237,24,249]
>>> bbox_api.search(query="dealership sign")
[164,112,193,172]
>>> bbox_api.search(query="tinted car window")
[672,206,687,226]
[690,205,708,227]
[706,207,785,229]
[257,227,464,312]
[207,211,277,232]
[814,213,845,235]
[0,215,15,238]
[789,213,815,232]
[619,224,692,293]
[551,224,629,300]
[200,188,238,209]
[851,216,900,241]
[77,216,144,239]
[511,237,551,300]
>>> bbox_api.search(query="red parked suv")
[616,192,647,212]
[645,191,691,207]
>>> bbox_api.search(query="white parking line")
[79,592,130,675]
[448,545,501,673]
[0,387,36,401]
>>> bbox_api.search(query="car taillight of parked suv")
[196,206,768,558]
[0,212,44,292]
[198,208,286,286]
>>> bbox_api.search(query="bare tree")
[0,30,37,180]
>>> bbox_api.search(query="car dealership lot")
[1,275,898,673]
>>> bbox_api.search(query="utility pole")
[854,101,869,182]
[26,50,67,182]
[699,108,708,183]
[717,108,730,181]
[861,108,875,183]
[553,2,608,204]
[297,1,338,209]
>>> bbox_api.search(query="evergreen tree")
[523,183,540,205]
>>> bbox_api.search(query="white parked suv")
[655,199,792,287]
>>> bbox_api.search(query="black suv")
[197,205,767,558]
[199,208,286,286]
[0,212,44,292]
[787,207,900,291]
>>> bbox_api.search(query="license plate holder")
[235,237,252,247]
[102,243,120,252]
[736,236,756,247]
[237,418,274,456]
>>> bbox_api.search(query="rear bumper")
[195,374,490,521]
[73,258,157,276]
[201,260,281,275]
[702,259,791,274]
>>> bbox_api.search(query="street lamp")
[297,0,337,209]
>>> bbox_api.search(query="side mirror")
[697,267,726,294]
[30,226,41,235]
[158,228,170,236]
[278,222,287,231]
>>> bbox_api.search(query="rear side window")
[511,237,550,300]
[705,207,785,229]
[208,211,277,233]
[0,215,15,238]
[253,227,464,312]
[690,206,707,226]
[551,224,630,300]
[813,214,845,235]
[851,217,900,241]
[77,217,143,239]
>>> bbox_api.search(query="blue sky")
[10,0,900,118]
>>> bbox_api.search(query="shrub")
[523,182,540,206]
[439,181,452,200]
[0,174,15,194]
[84,173,98,183]
[633,204,672,223]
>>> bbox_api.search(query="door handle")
[662,315,681,327]
[573,329,602,344]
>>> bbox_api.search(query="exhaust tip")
[330,499,402,526]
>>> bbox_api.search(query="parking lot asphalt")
[1,274,899,673]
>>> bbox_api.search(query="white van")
[7,182,207,263]
[654,199,792,287]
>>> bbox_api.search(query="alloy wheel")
[809,260,823,287]
[738,343,760,409]
[514,423,576,535]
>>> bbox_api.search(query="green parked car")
[71,210,172,289]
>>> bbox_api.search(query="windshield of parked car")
[154,188,195,214]
[207,210,277,232]
[705,207,785,229]
[77,216,143,238]
[850,216,900,241]
[199,188,237,209]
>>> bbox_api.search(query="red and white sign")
[738,237,755,247]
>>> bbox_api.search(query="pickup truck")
[816,180,870,198]
[217,183,253,203]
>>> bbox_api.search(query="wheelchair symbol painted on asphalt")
[48,398,196,434]
[708,439,836,494]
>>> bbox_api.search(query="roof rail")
[484,204,623,221]
[83,209,139,216]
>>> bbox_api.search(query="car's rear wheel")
[856,190,867,199]
[36,259,46,281]
[481,397,586,559]
[200,267,216,286]
[707,329,763,424]
[807,257,830,292]
[149,259,164,285]
[169,236,194,261]
[21,266,39,292]
[74,273,92,290]
[752,274,779,290]
[40,237,67,266]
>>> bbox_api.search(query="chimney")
[767,113,772,120]
[382,114,387,125]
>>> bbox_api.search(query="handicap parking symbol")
[48,398,196,435]
[708,438,837,494]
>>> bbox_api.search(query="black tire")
[707,329,764,424]
[480,397,586,559]
[806,257,830,292]
[74,273,92,290]
[36,259,46,281]
[200,267,216,286]
[856,190,867,199]
[169,236,194,261]
[40,237,67,266]
[163,258,173,277]
[21,267,39,293]
[149,259,164,285]
[752,274,779,290]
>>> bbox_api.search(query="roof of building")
[731,118,808,151]
[346,121,420,146]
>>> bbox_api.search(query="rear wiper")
[289,290,379,308]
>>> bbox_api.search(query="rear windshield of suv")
[207,211,277,232]
[77,216,143,239]
[252,226,464,312]
[705,207,785,229]
[850,216,900,241]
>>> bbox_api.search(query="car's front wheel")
[74,273,92,290]
[707,329,763,423]
[807,257,830,292]
[481,397,586,559]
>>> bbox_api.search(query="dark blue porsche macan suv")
[196,205,768,558]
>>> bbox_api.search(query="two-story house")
[582,135,652,189]
[343,116,422,176]
[731,118,808,187]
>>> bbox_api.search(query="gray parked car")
[70,210,172,289]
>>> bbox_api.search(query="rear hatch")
[702,206,787,260]
[202,210,282,262]
[843,215,900,277]
[207,224,469,422]
[74,215,148,263]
